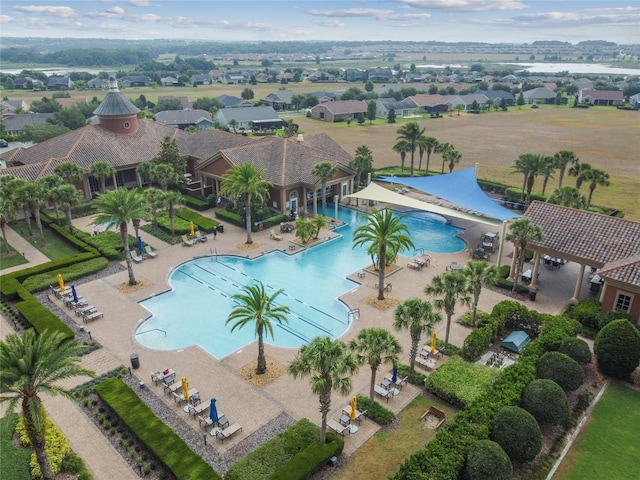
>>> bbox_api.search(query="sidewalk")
[0,224,50,274]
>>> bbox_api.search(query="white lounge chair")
[131,250,144,263]
[144,245,158,258]
[182,235,195,247]
[216,422,242,443]
[374,384,393,402]
[327,418,349,437]
[270,229,283,241]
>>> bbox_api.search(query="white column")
[530,252,541,289]
[570,264,586,304]
[334,195,339,220]
[112,173,118,190]
[313,189,318,216]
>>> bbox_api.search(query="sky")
[1,0,639,45]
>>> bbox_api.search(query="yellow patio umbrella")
[430,332,437,354]
[189,221,195,237]
[57,273,65,292]
[181,377,189,403]
[350,396,357,421]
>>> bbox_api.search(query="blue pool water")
[136,207,465,358]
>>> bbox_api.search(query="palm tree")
[310,215,328,239]
[137,161,155,186]
[151,163,177,192]
[53,161,84,185]
[93,188,149,285]
[355,145,373,160]
[144,188,165,226]
[512,153,542,202]
[393,298,441,374]
[10,178,33,236]
[435,141,453,174]
[39,174,65,225]
[288,337,359,444]
[220,163,271,245]
[547,186,587,209]
[163,190,184,238]
[506,217,544,292]
[462,260,498,327]
[583,168,610,208]
[350,328,402,402]
[419,136,438,175]
[0,196,16,253]
[56,185,83,234]
[424,271,472,348]
[392,139,411,172]
[15,181,46,238]
[568,161,592,189]
[311,161,337,216]
[353,208,414,300]
[552,150,578,188]
[0,330,95,480]
[226,283,290,375]
[396,122,425,177]
[538,155,555,196]
[350,154,373,194]
[445,148,462,173]
[89,161,116,194]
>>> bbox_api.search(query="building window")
[88,176,99,194]
[123,122,130,129]
[615,293,632,311]
[116,171,125,187]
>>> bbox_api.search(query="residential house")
[408,94,450,114]
[630,93,640,109]
[308,71,337,83]
[254,73,271,83]
[213,106,285,131]
[87,78,110,89]
[47,76,74,90]
[579,89,625,106]
[2,113,55,135]
[310,100,367,122]
[217,94,253,108]
[345,69,366,82]
[119,75,151,87]
[155,109,213,130]
[160,76,179,86]
[475,90,515,106]
[55,97,88,109]
[376,98,418,119]
[0,100,29,116]
[522,87,557,105]
[368,68,393,83]
[218,73,247,84]
[260,90,294,110]
[191,74,212,86]
[158,96,192,110]
[13,77,43,90]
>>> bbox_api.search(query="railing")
[135,328,167,337]
[414,248,424,256]
[348,308,360,322]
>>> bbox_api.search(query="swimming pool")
[135,207,465,358]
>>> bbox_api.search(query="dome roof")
[93,76,140,117]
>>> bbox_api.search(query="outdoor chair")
[216,422,242,443]
[182,235,195,247]
[144,245,158,258]
[270,229,283,241]
[327,418,349,437]
[374,384,393,402]
[131,250,144,263]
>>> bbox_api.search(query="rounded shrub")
[598,309,632,330]
[490,406,542,463]
[466,439,513,480]
[594,319,640,380]
[571,298,602,330]
[558,337,592,365]
[537,351,585,391]
[521,379,570,426]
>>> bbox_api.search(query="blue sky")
[1,1,639,44]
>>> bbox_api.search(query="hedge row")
[175,208,219,232]
[95,378,221,480]
[269,432,344,480]
[182,195,210,211]
[22,258,109,293]
[15,299,75,341]
[156,212,192,236]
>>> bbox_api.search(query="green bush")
[521,379,570,426]
[215,208,244,228]
[466,439,513,480]
[181,195,210,211]
[491,300,542,337]
[139,224,182,245]
[0,413,31,480]
[175,207,219,232]
[558,337,592,365]
[156,211,192,236]
[536,351,584,391]
[571,298,602,331]
[22,258,108,292]
[490,406,542,463]
[461,325,493,361]
[355,395,394,425]
[594,319,640,380]
[269,433,343,480]
[598,309,632,330]
[96,378,221,480]
[15,300,74,341]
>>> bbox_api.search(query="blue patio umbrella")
[392,364,398,383]
[71,284,78,303]
[209,398,218,424]
[137,235,143,254]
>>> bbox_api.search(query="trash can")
[130,353,140,369]
[528,289,537,301]
[217,224,224,233]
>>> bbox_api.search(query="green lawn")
[16,222,81,260]
[554,382,640,480]
[0,245,29,269]
[0,413,32,480]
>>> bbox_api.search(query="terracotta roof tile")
[598,254,640,287]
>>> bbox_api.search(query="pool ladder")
[348,308,360,321]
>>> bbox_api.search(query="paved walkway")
[0,224,50,275]
[1,202,598,477]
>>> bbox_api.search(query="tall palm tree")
[93,188,149,285]
[38,174,65,225]
[89,161,116,194]
[144,187,165,226]
[10,178,33,236]
[552,150,578,188]
[163,190,184,238]
[583,168,610,208]
[355,145,373,160]
[353,208,414,300]
[350,328,402,402]
[435,141,453,174]
[226,283,290,375]
[568,161,592,190]
[538,155,555,196]
[16,181,46,238]
[137,161,155,186]
[445,148,462,173]
[506,217,544,292]
[311,161,338,216]
[512,153,542,202]
[350,154,373,194]
[547,186,587,209]
[424,271,472,348]
[0,196,16,253]
[396,121,425,177]
[220,163,271,245]
[462,260,498,327]
[419,136,438,175]
[288,337,359,444]
[151,163,177,192]
[0,330,95,480]
[53,161,84,185]
[56,184,83,234]
[392,139,411,172]
[393,298,441,374]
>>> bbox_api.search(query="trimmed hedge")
[594,319,640,380]
[15,300,75,341]
[355,394,394,426]
[22,258,109,292]
[269,432,343,480]
[215,208,244,228]
[521,379,570,426]
[536,351,585,392]
[95,378,221,480]
[558,337,592,365]
[182,195,210,211]
[157,211,192,236]
[490,406,542,463]
[175,208,219,232]
[466,439,513,480]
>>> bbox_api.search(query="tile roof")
[94,90,140,116]
[155,109,212,126]
[3,113,55,132]
[409,94,448,107]
[525,201,640,268]
[312,100,367,114]
[580,89,625,101]
[597,254,640,288]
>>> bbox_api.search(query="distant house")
[119,75,151,87]
[475,90,515,106]
[155,109,213,130]
[368,68,393,83]
[630,93,640,109]
[158,95,192,110]
[260,90,294,110]
[376,98,417,119]
[217,94,253,108]
[310,91,336,103]
[579,89,625,106]
[308,71,336,83]
[408,94,449,114]
[47,76,74,90]
[2,113,55,135]
[87,78,110,90]
[254,73,271,83]
[218,73,247,84]
[522,87,556,105]
[345,68,366,82]
[310,100,367,122]
[14,77,43,90]
[160,76,179,86]
[213,106,285,131]
[0,100,29,116]
[190,74,211,86]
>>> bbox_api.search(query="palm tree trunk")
[377,247,386,301]
[65,208,73,234]
[24,208,33,236]
[256,330,266,375]
[587,188,595,208]
[471,295,480,327]
[319,391,331,444]
[558,167,566,188]
[369,365,378,402]
[100,178,106,194]
[245,194,253,244]
[444,314,453,348]
[409,336,419,374]
[32,205,44,238]
[321,180,327,216]
[121,223,137,285]
[409,151,415,177]
[426,152,432,176]
[23,401,55,480]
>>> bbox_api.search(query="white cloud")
[396,0,527,12]
[13,5,78,18]
[128,0,151,6]
[312,19,346,27]
[509,11,640,28]
[105,6,125,15]
[0,14,15,23]
[307,8,395,19]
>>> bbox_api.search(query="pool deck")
[0,203,599,478]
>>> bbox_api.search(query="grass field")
[552,382,640,480]
[4,84,639,219]
[14,221,80,260]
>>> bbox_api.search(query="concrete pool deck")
[1,204,601,478]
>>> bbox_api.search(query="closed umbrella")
[71,285,78,303]
[431,332,437,354]
[392,364,398,384]
[190,221,195,237]
[57,273,65,292]
[209,398,218,424]
[350,396,357,421]
[181,377,189,403]
[137,235,143,254]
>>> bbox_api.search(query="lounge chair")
[83,311,104,323]
[199,412,225,429]
[216,422,242,443]
[407,262,422,271]
[144,245,158,258]
[270,229,283,241]
[327,418,349,437]
[415,356,436,371]
[189,402,209,418]
[131,250,144,263]
[342,407,367,424]
[384,373,408,389]
[194,230,208,243]
[374,384,393,402]
[182,235,195,247]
